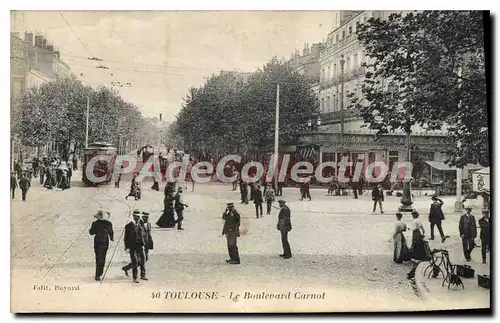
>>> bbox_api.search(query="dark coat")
[459,214,477,239]
[372,187,384,201]
[253,188,263,204]
[11,175,17,189]
[428,202,445,222]
[124,220,146,250]
[277,205,292,232]
[174,192,186,210]
[143,221,153,249]
[18,177,30,191]
[89,219,114,248]
[478,216,490,242]
[222,209,240,235]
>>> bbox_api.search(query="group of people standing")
[392,195,491,280]
[89,209,153,283]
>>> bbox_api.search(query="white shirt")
[411,218,423,231]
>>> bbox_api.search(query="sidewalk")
[413,237,490,309]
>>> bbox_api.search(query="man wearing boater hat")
[222,202,241,264]
[122,210,147,283]
[277,200,292,259]
[142,212,154,261]
[89,210,114,281]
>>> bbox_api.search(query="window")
[342,30,346,39]
[346,57,351,72]
[321,98,325,112]
[335,34,339,43]
[353,53,358,69]
[348,26,352,34]
[327,96,330,112]
[327,66,331,81]
[321,68,325,81]
[333,94,337,111]
[363,17,367,23]
[334,63,337,78]
[356,21,361,30]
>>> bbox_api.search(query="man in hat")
[222,203,241,264]
[122,210,147,283]
[478,209,490,264]
[174,186,188,230]
[18,173,30,202]
[89,210,114,281]
[253,184,263,218]
[459,207,477,262]
[142,212,153,261]
[428,196,449,243]
[277,200,292,259]
[11,171,17,199]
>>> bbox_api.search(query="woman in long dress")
[407,211,430,279]
[393,212,410,263]
[156,182,176,228]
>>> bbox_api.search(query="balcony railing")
[320,109,360,123]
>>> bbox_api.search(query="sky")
[11,11,335,122]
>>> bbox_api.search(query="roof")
[474,167,490,175]
[424,161,483,171]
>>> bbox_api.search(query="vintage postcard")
[10,10,490,313]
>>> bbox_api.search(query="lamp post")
[454,67,463,212]
[399,129,414,212]
[340,55,345,155]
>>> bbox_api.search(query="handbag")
[478,274,490,289]
[148,239,154,250]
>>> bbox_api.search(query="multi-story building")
[10,31,72,162]
[295,11,461,181]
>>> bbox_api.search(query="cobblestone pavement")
[10,177,490,312]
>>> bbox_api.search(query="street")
[11,174,490,312]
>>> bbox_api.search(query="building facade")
[293,11,455,181]
[10,31,72,163]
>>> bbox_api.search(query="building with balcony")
[296,10,456,181]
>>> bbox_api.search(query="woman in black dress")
[407,211,429,279]
[156,182,176,228]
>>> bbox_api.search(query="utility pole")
[85,96,90,148]
[454,67,463,212]
[274,84,280,190]
[340,54,345,156]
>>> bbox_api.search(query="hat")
[278,200,286,204]
[227,203,234,207]
[464,207,472,211]
[142,211,150,216]
[178,186,183,191]
[133,209,141,215]
[411,211,419,216]
[481,209,489,213]
[94,210,104,220]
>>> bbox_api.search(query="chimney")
[24,32,34,44]
[46,44,54,52]
[34,35,43,48]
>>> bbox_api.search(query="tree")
[175,57,319,158]
[15,76,146,158]
[352,11,488,167]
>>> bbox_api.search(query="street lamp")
[388,83,414,213]
[317,115,322,126]
[340,54,346,154]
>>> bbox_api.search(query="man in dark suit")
[478,209,490,264]
[222,203,241,264]
[428,196,449,243]
[459,207,477,262]
[253,185,263,218]
[174,187,188,230]
[141,212,153,261]
[277,200,292,259]
[122,210,147,283]
[11,172,17,199]
[89,210,114,281]
[18,173,30,202]
[371,185,384,214]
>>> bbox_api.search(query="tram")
[82,142,118,186]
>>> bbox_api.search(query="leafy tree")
[174,58,319,158]
[352,11,488,167]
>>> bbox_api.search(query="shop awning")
[425,161,483,171]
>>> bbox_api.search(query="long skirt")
[156,209,175,228]
[394,233,411,263]
[410,230,429,261]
